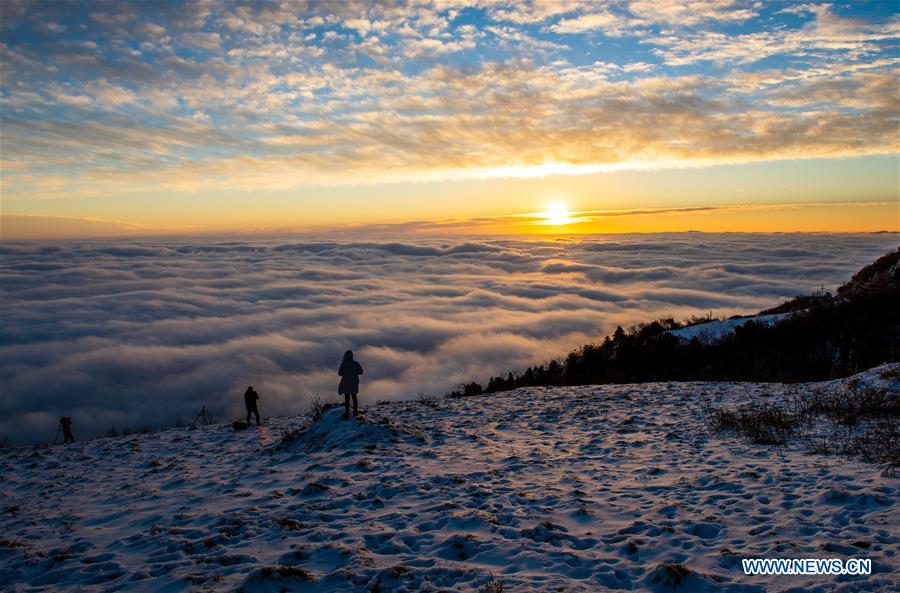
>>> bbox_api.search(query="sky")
[0,0,899,238]
[2,232,897,443]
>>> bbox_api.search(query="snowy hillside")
[667,313,789,344]
[2,367,898,593]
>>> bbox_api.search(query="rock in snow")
[1,366,897,592]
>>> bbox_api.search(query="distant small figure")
[244,386,261,426]
[60,417,75,443]
[338,350,364,418]
[192,405,210,428]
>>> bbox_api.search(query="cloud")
[181,32,222,52]
[403,36,477,56]
[644,4,898,66]
[550,12,627,36]
[0,2,897,198]
[490,1,592,25]
[1,232,897,444]
[628,0,756,26]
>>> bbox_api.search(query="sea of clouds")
[1,232,896,444]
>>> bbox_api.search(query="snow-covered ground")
[1,366,897,593]
[668,313,790,344]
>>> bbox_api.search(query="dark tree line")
[449,249,900,397]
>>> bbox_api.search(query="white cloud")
[490,0,592,25]
[645,4,898,66]
[1,233,896,444]
[344,18,373,35]
[550,12,626,35]
[181,32,223,52]
[403,36,476,56]
[40,21,66,33]
[628,0,756,26]
[0,2,897,197]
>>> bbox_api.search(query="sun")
[542,202,574,225]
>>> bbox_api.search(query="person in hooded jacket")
[338,350,364,418]
[244,386,261,426]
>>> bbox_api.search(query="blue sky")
[0,1,898,236]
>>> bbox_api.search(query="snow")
[1,366,897,592]
[668,313,790,344]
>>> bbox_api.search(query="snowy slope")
[667,313,789,344]
[1,366,897,593]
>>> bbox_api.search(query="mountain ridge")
[452,248,900,397]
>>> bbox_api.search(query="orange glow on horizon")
[1,200,897,241]
[538,202,576,226]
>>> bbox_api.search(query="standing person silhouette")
[59,417,75,443]
[244,386,261,426]
[338,350,364,419]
